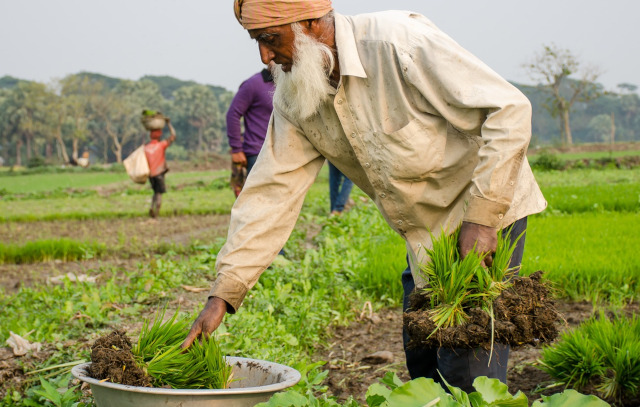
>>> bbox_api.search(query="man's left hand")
[231,151,248,166]
[459,221,497,267]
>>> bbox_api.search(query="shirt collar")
[334,13,367,79]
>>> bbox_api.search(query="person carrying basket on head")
[142,111,176,218]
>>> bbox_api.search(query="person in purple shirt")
[226,68,275,181]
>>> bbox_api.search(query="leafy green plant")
[256,372,610,407]
[23,375,85,407]
[365,373,609,407]
[531,150,565,171]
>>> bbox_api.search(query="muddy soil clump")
[404,271,561,350]
[88,330,151,387]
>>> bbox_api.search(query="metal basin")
[72,357,301,407]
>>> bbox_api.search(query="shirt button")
[337,99,343,105]
[351,132,356,138]
[364,163,371,168]
[417,243,422,248]
[397,220,404,226]
[498,214,504,219]
[380,193,386,198]
[509,181,515,186]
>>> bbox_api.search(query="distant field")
[533,167,640,187]
[529,149,640,161]
[0,170,227,194]
[0,188,237,221]
[521,212,640,302]
[554,149,640,161]
[1,172,129,193]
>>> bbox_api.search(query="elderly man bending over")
[182,0,546,392]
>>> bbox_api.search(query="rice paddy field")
[0,151,638,406]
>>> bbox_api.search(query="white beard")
[271,23,335,121]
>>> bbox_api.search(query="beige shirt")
[211,11,546,312]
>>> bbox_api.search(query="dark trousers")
[402,217,528,393]
[328,162,353,212]
[246,154,259,175]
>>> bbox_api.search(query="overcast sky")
[1,1,638,93]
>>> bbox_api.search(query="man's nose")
[258,43,275,65]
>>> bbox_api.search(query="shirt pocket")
[376,118,446,180]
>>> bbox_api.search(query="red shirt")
[144,140,169,177]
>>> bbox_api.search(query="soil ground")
[2,209,638,404]
[0,214,230,293]
[317,301,638,405]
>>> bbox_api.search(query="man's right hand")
[231,151,247,167]
[181,296,228,349]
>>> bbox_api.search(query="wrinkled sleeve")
[210,109,325,312]
[402,17,532,227]
[226,80,254,153]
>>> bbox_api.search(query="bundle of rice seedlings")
[131,308,232,389]
[419,226,521,333]
[541,314,640,402]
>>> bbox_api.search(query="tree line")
[0,73,233,167]
[0,45,638,167]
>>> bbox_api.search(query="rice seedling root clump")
[404,270,561,350]
[87,309,232,389]
[88,330,151,387]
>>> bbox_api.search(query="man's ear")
[306,18,326,39]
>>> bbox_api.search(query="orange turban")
[234,0,333,30]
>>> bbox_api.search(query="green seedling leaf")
[38,377,62,404]
[531,389,610,407]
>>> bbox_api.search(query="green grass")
[0,239,105,264]
[1,163,638,404]
[0,170,228,195]
[311,192,406,305]
[534,150,640,161]
[521,212,640,302]
[0,172,130,194]
[0,188,237,221]
[541,183,640,213]
[533,168,640,188]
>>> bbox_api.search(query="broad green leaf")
[283,333,299,346]
[489,394,528,407]
[439,373,471,406]
[468,392,488,406]
[531,390,610,407]
[256,390,310,407]
[379,371,404,390]
[366,383,393,407]
[471,377,527,406]
[386,377,458,407]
